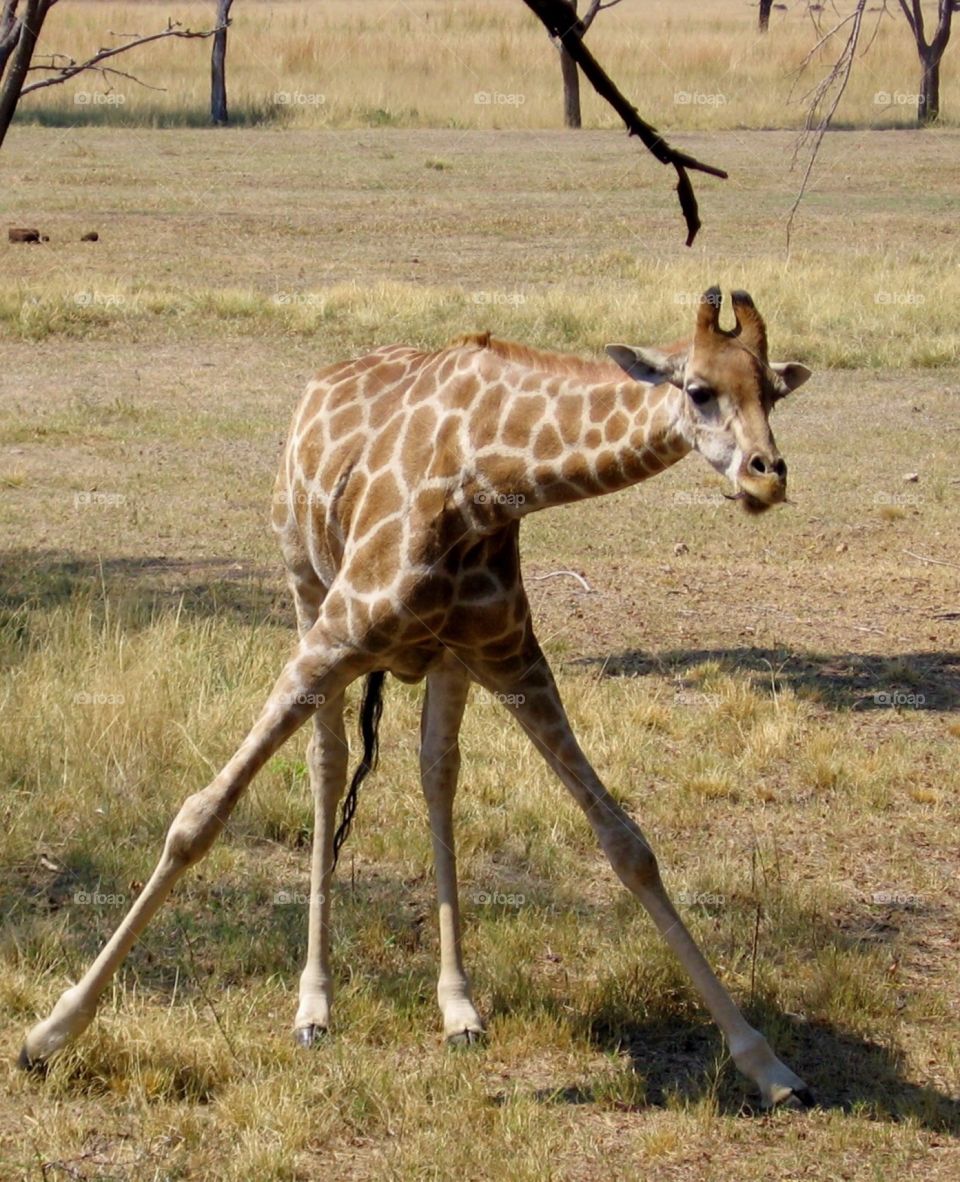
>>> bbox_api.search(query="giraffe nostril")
[747,454,787,481]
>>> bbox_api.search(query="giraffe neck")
[468,374,692,523]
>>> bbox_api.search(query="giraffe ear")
[770,361,812,400]
[605,345,685,388]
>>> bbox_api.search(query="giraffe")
[20,287,814,1107]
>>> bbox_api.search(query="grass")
[1,13,959,1180]
[12,0,960,132]
[1,127,959,369]
[1,589,958,1177]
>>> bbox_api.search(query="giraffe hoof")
[446,1028,486,1049]
[761,1084,816,1111]
[17,1044,48,1074]
[294,1024,327,1049]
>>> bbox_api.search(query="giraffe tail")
[331,671,386,869]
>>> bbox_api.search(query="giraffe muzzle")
[732,452,788,514]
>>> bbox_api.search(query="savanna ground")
[1,1,959,1179]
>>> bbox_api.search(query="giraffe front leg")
[420,656,485,1045]
[294,695,347,1046]
[19,626,366,1069]
[476,644,812,1110]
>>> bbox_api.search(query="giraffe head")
[606,287,811,513]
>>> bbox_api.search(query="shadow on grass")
[0,548,291,634]
[533,1006,960,1131]
[4,550,958,711]
[7,857,959,1130]
[13,102,288,129]
[569,646,960,712]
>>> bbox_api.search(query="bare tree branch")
[786,0,869,253]
[581,0,623,34]
[28,54,169,92]
[897,0,920,38]
[19,19,225,97]
[521,0,727,245]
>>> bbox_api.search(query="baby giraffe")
[21,287,813,1107]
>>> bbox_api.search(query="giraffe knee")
[163,790,225,870]
[603,828,661,893]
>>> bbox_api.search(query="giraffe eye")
[686,385,714,407]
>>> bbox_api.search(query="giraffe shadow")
[532,1006,960,1129]
[568,645,960,712]
[8,857,960,1130]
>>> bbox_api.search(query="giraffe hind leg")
[471,640,811,1109]
[420,655,485,1045]
[293,694,347,1047]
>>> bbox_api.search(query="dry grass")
[1,27,959,1182]
[14,0,960,131]
[1,126,959,369]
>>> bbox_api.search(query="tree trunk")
[559,0,581,128]
[918,47,941,125]
[210,0,233,126]
[0,0,48,151]
[758,0,773,33]
[561,43,581,127]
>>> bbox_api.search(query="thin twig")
[749,901,762,1008]
[903,549,960,571]
[177,919,246,1070]
[530,569,595,592]
[785,0,869,254]
[27,58,169,92]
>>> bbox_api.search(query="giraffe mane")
[448,332,624,381]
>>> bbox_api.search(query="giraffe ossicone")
[20,287,814,1109]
